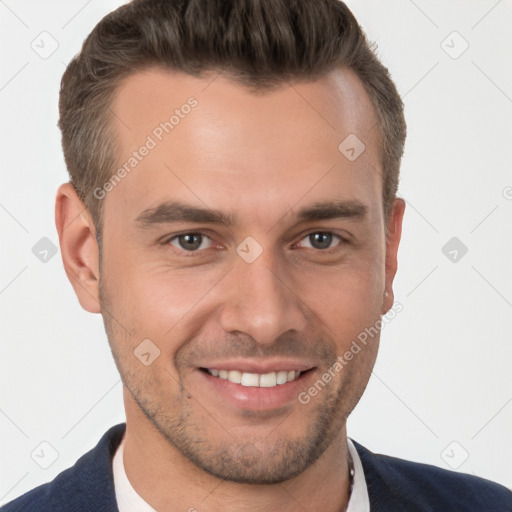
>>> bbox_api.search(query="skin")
[55,67,405,511]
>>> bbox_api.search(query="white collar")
[112,435,157,512]
[113,435,370,511]
[347,437,371,512]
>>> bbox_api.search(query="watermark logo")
[134,339,161,366]
[338,134,366,162]
[32,237,58,263]
[441,236,468,263]
[31,31,59,59]
[30,441,59,469]
[440,441,469,469]
[236,236,263,263]
[441,31,469,60]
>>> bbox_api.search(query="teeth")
[259,372,277,387]
[241,372,259,387]
[228,370,242,384]
[276,371,288,384]
[206,369,301,387]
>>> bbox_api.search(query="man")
[2,0,510,510]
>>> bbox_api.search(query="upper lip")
[198,358,316,374]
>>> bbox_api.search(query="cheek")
[103,253,228,348]
[291,254,385,338]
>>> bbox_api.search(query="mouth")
[200,368,306,388]
[196,364,317,412]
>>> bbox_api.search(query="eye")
[167,232,214,252]
[296,231,343,250]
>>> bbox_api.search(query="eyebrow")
[134,199,368,229]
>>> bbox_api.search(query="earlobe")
[55,183,101,314]
[382,198,405,315]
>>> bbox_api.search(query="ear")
[382,197,405,315]
[55,183,101,313]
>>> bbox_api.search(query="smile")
[204,369,302,387]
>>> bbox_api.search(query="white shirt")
[113,435,370,511]
[112,435,157,512]
[347,437,371,512]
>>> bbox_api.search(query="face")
[85,67,402,484]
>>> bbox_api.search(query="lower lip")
[197,369,315,412]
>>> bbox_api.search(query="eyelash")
[161,231,348,256]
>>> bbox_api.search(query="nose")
[219,244,309,345]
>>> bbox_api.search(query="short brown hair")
[59,0,406,246]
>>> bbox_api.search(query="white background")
[1,0,511,504]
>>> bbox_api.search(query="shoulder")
[352,440,512,511]
[1,423,126,512]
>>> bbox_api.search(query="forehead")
[105,67,383,230]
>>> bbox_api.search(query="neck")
[122,395,351,512]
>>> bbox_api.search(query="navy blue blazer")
[2,423,511,511]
